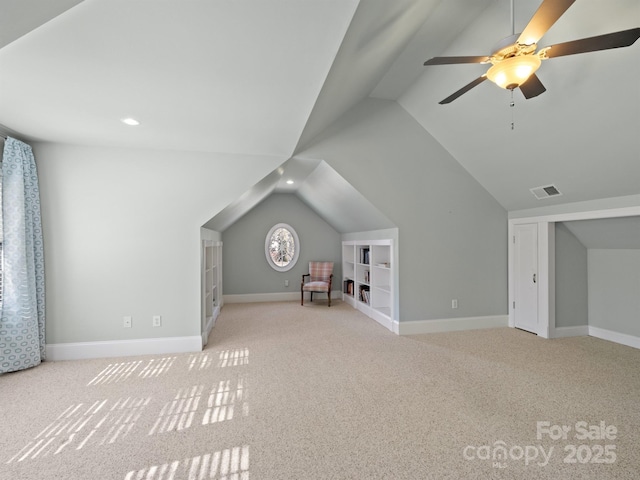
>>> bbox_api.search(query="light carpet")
[0,300,638,479]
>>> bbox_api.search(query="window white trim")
[265,223,300,272]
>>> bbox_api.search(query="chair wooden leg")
[302,290,332,306]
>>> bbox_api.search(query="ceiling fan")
[423,0,640,104]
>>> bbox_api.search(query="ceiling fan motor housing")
[487,54,542,89]
[487,34,541,89]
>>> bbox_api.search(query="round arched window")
[265,223,300,272]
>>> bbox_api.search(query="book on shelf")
[359,284,370,304]
[343,279,354,295]
[359,247,370,265]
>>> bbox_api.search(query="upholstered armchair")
[301,261,334,307]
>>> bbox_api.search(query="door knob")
[533,273,537,284]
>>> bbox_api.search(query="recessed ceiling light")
[121,117,140,126]
[286,180,294,185]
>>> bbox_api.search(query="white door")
[514,224,538,334]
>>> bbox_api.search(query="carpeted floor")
[1,300,638,479]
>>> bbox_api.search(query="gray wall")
[299,98,508,321]
[555,223,588,328]
[222,193,341,295]
[588,249,640,337]
[34,142,284,344]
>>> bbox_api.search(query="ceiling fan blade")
[424,56,489,66]
[439,75,487,104]
[519,74,546,99]
[541,28,640,59]
[517,0,576,45]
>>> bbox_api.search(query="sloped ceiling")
[292,0,491,152]
[0,0,638,228]
[563,216,640,249]
[400,0,640,211]
[0,0,359,156]
[0,0,83,49]
[202,167,282,233]
[203,158,395,234]
[201,156,324,232]
[294,160,395,233]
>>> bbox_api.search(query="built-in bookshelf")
[342,239,394,328]
[202,240,223,340]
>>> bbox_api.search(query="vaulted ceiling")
[1,0,638,223]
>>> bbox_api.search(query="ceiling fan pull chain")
[510,89,515,130]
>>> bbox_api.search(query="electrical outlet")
[451,299,458,309]
[153,315,161,327]
[123,316,132,328]
[285,279,289,287]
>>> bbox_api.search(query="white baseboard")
[369,308,394,332]
[46,336,203,361]
[224,290,341,304]
[224,292,299,303]
[553,325,589,338]
[588,326,640,349]
[397,315,508,335]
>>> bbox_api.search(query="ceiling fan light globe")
[487,55,542,89]
[516,65,533,78]
[494,72,507,87]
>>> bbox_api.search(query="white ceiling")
[1,0,639,228]
[0,0,359,156]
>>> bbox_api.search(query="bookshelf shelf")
[374,285,391,293]
[342,239,394,328]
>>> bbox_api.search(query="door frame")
[508,204,640,339]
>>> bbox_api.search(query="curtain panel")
[0,137,45,373]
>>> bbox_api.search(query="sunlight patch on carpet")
[7,397,151,463]
[124,445,250,480]
[217,349,249,368]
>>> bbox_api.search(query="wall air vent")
[530,184,562,200]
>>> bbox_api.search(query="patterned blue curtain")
[0,137,45,373]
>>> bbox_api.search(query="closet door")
[514,224,538,334]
